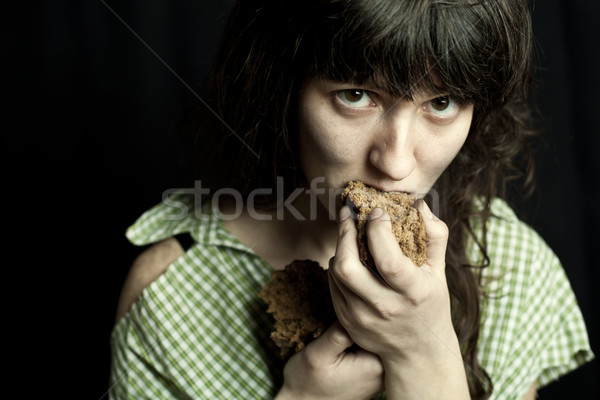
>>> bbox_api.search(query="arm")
[328,203,470,399]
[115,238,184,322]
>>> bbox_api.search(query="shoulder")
[474,198,563,301]
[469,198,554,269]
[115,237,185,322]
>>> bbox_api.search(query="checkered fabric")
[466,200,594,398]
[109,193,593,399]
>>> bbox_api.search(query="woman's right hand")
[275,322,384,400]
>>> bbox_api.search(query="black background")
[4,0,598,398]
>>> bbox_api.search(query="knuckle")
[438,220,449,237]
[302,350,321,371]
[331,256,353,281]
[403,294,421,308]
[336,310,352,329]
[430,219,449,240]
[371,300,396,321]
[402,287,428,308]
[377,260,404,280]
[327,326,350,348]
[351,309,375,328]
[302,344,325,371]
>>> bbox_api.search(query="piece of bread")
[341,180,427,269]
[259,259,336,360]
[259,182,426,358]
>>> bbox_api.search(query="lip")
[360,181,410,194]
[356,181,429,200]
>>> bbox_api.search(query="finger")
[342,349,385,395]
[328,266,373,327]
[327,267,347,315]
[335,206,359,263]
[304,321,354,362]
[417,199,449,268]
[366,207,416,289]
[330,253,385,307]
[332,207,383,292]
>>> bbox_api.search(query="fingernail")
[370,207,384,220]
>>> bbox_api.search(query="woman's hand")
[328,200,470,399]
[276,322,384,400]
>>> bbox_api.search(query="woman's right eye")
[335,89,375,109]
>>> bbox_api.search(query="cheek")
[298,106,358,175]
[418,117,472,179]
[421,142,462,177]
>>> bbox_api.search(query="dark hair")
[184,1,536,398]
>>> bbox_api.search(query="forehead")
[301,1,521,107]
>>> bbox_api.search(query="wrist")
[381,334,470,399]
[381,322,461,365]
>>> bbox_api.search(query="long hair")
[183,1,536,398]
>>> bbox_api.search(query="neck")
[222,193,340,270]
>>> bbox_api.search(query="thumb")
[304,321,354,363]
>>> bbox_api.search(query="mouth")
[355,181,430,201]
[341,180,419,216]
[348,179,412,195]
[346,180,413,196]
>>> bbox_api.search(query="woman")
[110,1,593,399]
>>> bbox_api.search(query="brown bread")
[259,259,336,360]
[341,180,427,270]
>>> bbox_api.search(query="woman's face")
[297,78,473,213]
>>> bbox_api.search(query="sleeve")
[526,252,594,388]
[109,306,191,400]
[504,244,593,394]
[477,205,595,400]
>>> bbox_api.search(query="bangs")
[304,0,531,108]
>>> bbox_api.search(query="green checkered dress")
[109,194,593,399]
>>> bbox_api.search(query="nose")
[369,112,416,181]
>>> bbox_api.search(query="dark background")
[4,0,598,398]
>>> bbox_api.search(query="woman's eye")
[424,96,460,119]
[431,96,451,111]
[336,89,374,108]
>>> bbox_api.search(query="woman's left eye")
[336,89,374,108]
[423,96,460,119]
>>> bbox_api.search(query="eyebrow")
[318,74,450,102]
[363,73,448,97]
